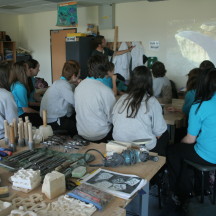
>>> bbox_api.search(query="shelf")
[0,41,16,63]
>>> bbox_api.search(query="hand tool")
[28,152,47,162]
[9,124,16,152]
[24,122,28,146]
[18,122,24,147]
[13,118,18,144]
[39,110,53,139]
[3,120,9,146]
[28,122,34,150]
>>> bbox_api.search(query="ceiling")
[0,0,165,14]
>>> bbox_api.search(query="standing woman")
[167,68,216,204]
[9,61,42,127]
[112,66,169,156]
[0,64,18,139]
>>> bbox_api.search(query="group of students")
[1,51,216,208]
[40,55,169,157]
[167,60,216,206]
[0,59,42,139]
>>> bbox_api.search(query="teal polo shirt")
[60,76,67,81]
[188,94,216,164]
[88,76,112,88]
[11,82,28,116]
[182,90,195,116]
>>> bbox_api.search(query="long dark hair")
[194,68,216,113]
[186,68,202,92]
[120,66,153,118]
[26,59,39,93]
[0,64,10,91]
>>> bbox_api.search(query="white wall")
[18,6,98,85]
[102,0,216,88]
[2,0,216,88]
[0,14,19,42]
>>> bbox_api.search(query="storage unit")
[0,31,6,41]
[0,41,16,63]
[66,37,94,79]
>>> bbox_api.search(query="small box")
[67,33,87,37]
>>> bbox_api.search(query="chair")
[184,159,216,204]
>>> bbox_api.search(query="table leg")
[126,181,149,216]
[167,125,175,144]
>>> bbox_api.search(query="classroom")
[0,0,216,215]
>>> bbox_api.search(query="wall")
[18,6,98,85]
[0,14,19,42]
[2,0,216,88]
[101,0,216,88]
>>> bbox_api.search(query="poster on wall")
[56,2,78,27]
[149,41,160,50]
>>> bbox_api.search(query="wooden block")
[42,171,66,200]
[106,141,131,153]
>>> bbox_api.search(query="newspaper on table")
[82,168,147,200]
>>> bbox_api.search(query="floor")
[148,185,186,216]
[148,185,216,216]
[126,182,216,216]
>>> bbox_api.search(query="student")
[40,60,80,137]
[167,67,216,205]
[112,66,169,156]
[91,35,134,60]
[75,55,116,143]
[167,68,202,116]
[89,62,117,96]
[93,62,128,96]
[9,61,42,127]
[25,59,41,109]
[0,64,18,139]
[152,61,172,104]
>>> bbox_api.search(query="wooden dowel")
[25,116,29,122]
[4,120,8,139]
[13,118,18,138]
[9,125,15,144]
[43,110,47,127]
[28,123,33,143]
[24,122,28,141]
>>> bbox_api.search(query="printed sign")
[149,41,160,50]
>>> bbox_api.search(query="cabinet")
[66,37,94,79]
[0,41,16,63]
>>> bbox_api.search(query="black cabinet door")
[66,37,94,79]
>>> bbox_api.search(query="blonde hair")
[9,61,30,93]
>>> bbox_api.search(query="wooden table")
[0,141,165,216]
[163,99,185,144]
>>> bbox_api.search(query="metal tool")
[8,150,31,161]
[18,151,40,162]
[28,152,47,162]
